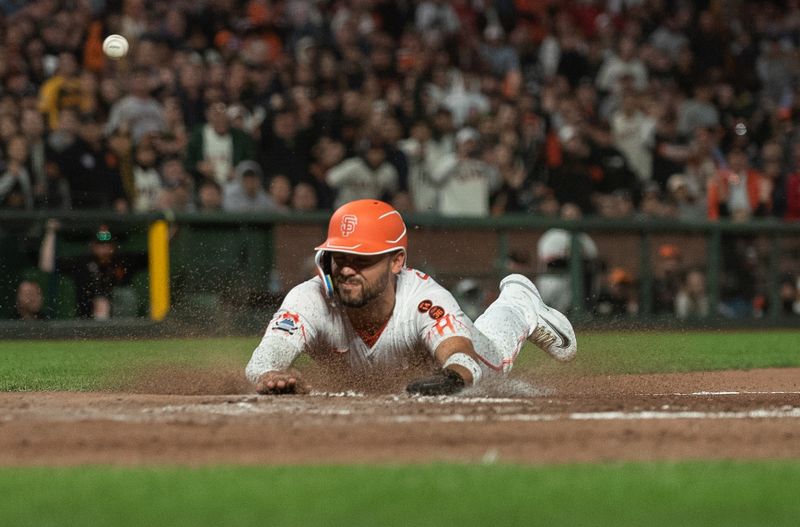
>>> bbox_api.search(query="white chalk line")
[140,402,800,424]
[390,407,800,424]
[308,390,799,401]
[652,391,800,396]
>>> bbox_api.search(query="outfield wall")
[2,211,799,332]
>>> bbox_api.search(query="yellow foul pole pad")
[148,220,170,320]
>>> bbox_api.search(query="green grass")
[1,462,798,527]
[0,330,798,391]
[0,338,255,391]
[520,329,800,374]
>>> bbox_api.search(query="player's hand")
[255,369,309,395]
[406,368,465,396]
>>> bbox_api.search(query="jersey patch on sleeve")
[428,305,445,320]
[272,311,301,335]
[417,299,432,313]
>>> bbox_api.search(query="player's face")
[330,252,394,308]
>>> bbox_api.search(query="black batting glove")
[406,368,466,396]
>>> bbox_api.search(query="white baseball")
[102,34,129,59]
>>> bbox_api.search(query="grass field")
[2,330,799,525]
[2,462,799,527]
[1,330,799,391]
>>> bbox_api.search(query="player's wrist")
[443,352,483,386]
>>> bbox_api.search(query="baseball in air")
[102,34,129,59]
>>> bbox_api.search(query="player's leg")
[471,273,577,373]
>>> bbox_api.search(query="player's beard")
[335,268,390,308]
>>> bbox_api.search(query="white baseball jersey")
[245,267,477,382]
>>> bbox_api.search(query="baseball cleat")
[499,274,577,362]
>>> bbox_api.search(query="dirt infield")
[1,368,798,466]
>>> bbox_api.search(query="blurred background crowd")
[2,0,800,321]
[1,0,799,220]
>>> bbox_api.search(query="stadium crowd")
[1,0,800,319]
[0,0,799,220]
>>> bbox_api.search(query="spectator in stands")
[291,181,319,212]
[104,68,166,144]
[649,10,689,61]
[259,106,313,183]
[11,280,47,320]
[37,51,83,130]
[176,59,206,130]
[307,136,344,211]
[787,142,800,220]
[415,0,460,48]
[761,140,788,218]
[39,221,145,319]
[428,108,457,164]
[376,115,410,202]
[778,275,800,316]
[327,139,398,209]
[0,113,20,146]
[638,181,673,219]
[267,175,293,210]
[667,173,705,221]
[653,244,684,315]
[594,267,639,317]
[398,119,438,213]
[153,96,189,158]
[596,36,648,95]
[160,157,191,190]
[59,114,128,212]
[651,111,690,191]
[196,179,222,212]
[684,126,719,197]
[429,127,499,216]
[161,178,197,213]
[678,83,720,136]
[708,147,771,221]
[131,141,163,212]
[547,117,595,214]
[719,241,761,318]
[611,92,656,183]
[478,25,520,78]
[223,160,283,213]
[756,36,796,107]
[186,101,255,186]
[0,135,33,209]
[490,142,535,215]
[19,108,52,207]
[675,268,710,319]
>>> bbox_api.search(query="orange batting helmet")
[314,199,408,297]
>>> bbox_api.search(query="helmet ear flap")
[314,251,335,298]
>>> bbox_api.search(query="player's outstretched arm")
[255,369,309,395]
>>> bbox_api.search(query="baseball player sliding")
[246,199,576,396]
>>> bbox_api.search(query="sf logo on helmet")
[340,214,358,237]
